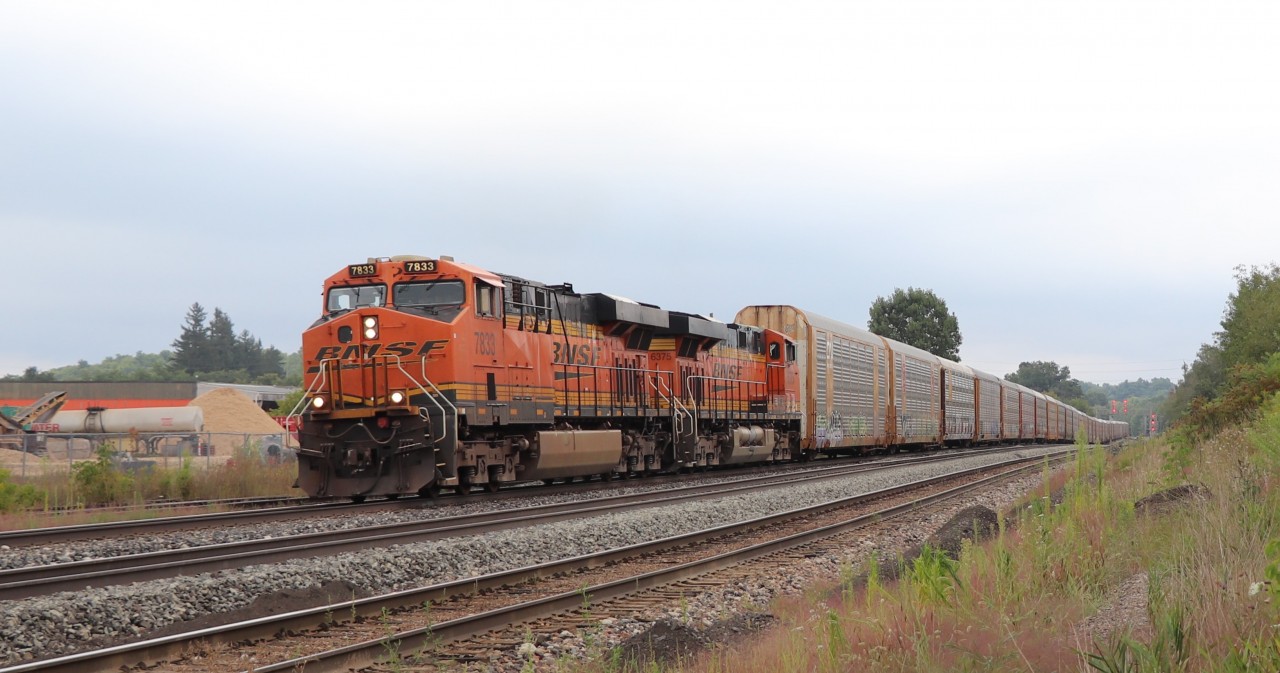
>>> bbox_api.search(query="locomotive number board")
[348,263,379,277]
[402,260,438,274]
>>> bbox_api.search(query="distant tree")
[171,303,210,375]
[282,349,303,386]
[18,367,53,382]
[259,345,286,379]
[235,330,285,378]
[1218,264,1280,370]
[7,305,289,385]
[868,287,962,361]
[1004,361,1071,392]
[236,330,263,375]
[1050,378,1084,402]
[207,309,238,372]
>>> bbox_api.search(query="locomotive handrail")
[647,373,692,438]
[683,373,771,443]
[285,359,334,450]
[406,356,457,449]
[683,374,769,410]
[555,362,673,417]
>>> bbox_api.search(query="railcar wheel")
[350,495,366,503]
[418,482,441,499]
[456,483,473,495]
[542,478,556,486]
[485,480,501,493]
[385,493,401,501]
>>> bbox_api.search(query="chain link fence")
[0,431,294,477]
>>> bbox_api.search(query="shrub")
[71,445,136,505]
[0,468,46,512]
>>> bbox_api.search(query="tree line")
[3,303,300,385]
[169,303,287,381]
[1162,263,1280,433]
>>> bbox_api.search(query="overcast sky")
[3,1,1278,385]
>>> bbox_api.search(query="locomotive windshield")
[391,280,467,320]
[327,285,386,313]
[393,280,465,308]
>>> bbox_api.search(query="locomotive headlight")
[311,395,328,410]
[362,316,379,340]
[390,391,406,405]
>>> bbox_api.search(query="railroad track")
[1,445,1022,548]
[0,444,1074,673]
[0,446,1025,600]
[67,494,314,514]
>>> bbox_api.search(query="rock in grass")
[1133,484,1210,516]
[878,505,1000,581]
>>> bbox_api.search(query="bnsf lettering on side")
[313,340,446,360]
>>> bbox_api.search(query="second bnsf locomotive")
[296,256,803,500]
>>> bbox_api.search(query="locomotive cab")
[298,256,505,499]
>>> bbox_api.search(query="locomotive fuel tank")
[720,425,777,464]
[518,430,623,481]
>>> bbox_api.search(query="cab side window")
[475,283,500,318]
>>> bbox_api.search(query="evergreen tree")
[207,309,238,372]
[259,345,286,378]
[170,303,210,375]
[236,329,264,374]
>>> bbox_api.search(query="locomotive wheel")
[485,480,501,493]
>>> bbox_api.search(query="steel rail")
[0,446,1073,673]
[1,441,1042,548]
[0,450,906,546]
[0,444,1034,548]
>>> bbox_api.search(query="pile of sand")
[0,446,35,467]
[188,388,286,455]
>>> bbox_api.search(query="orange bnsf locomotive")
[296,256,802,500]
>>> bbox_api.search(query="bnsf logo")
[312,340,447,360]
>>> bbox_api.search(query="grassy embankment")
[596,408,1280,672]
[0,445,298,529]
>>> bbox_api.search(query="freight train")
[293,256,1126,501]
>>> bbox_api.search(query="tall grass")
[0,444,299,529]
[661,406,1280,673]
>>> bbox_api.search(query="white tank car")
[46,407,205,434]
